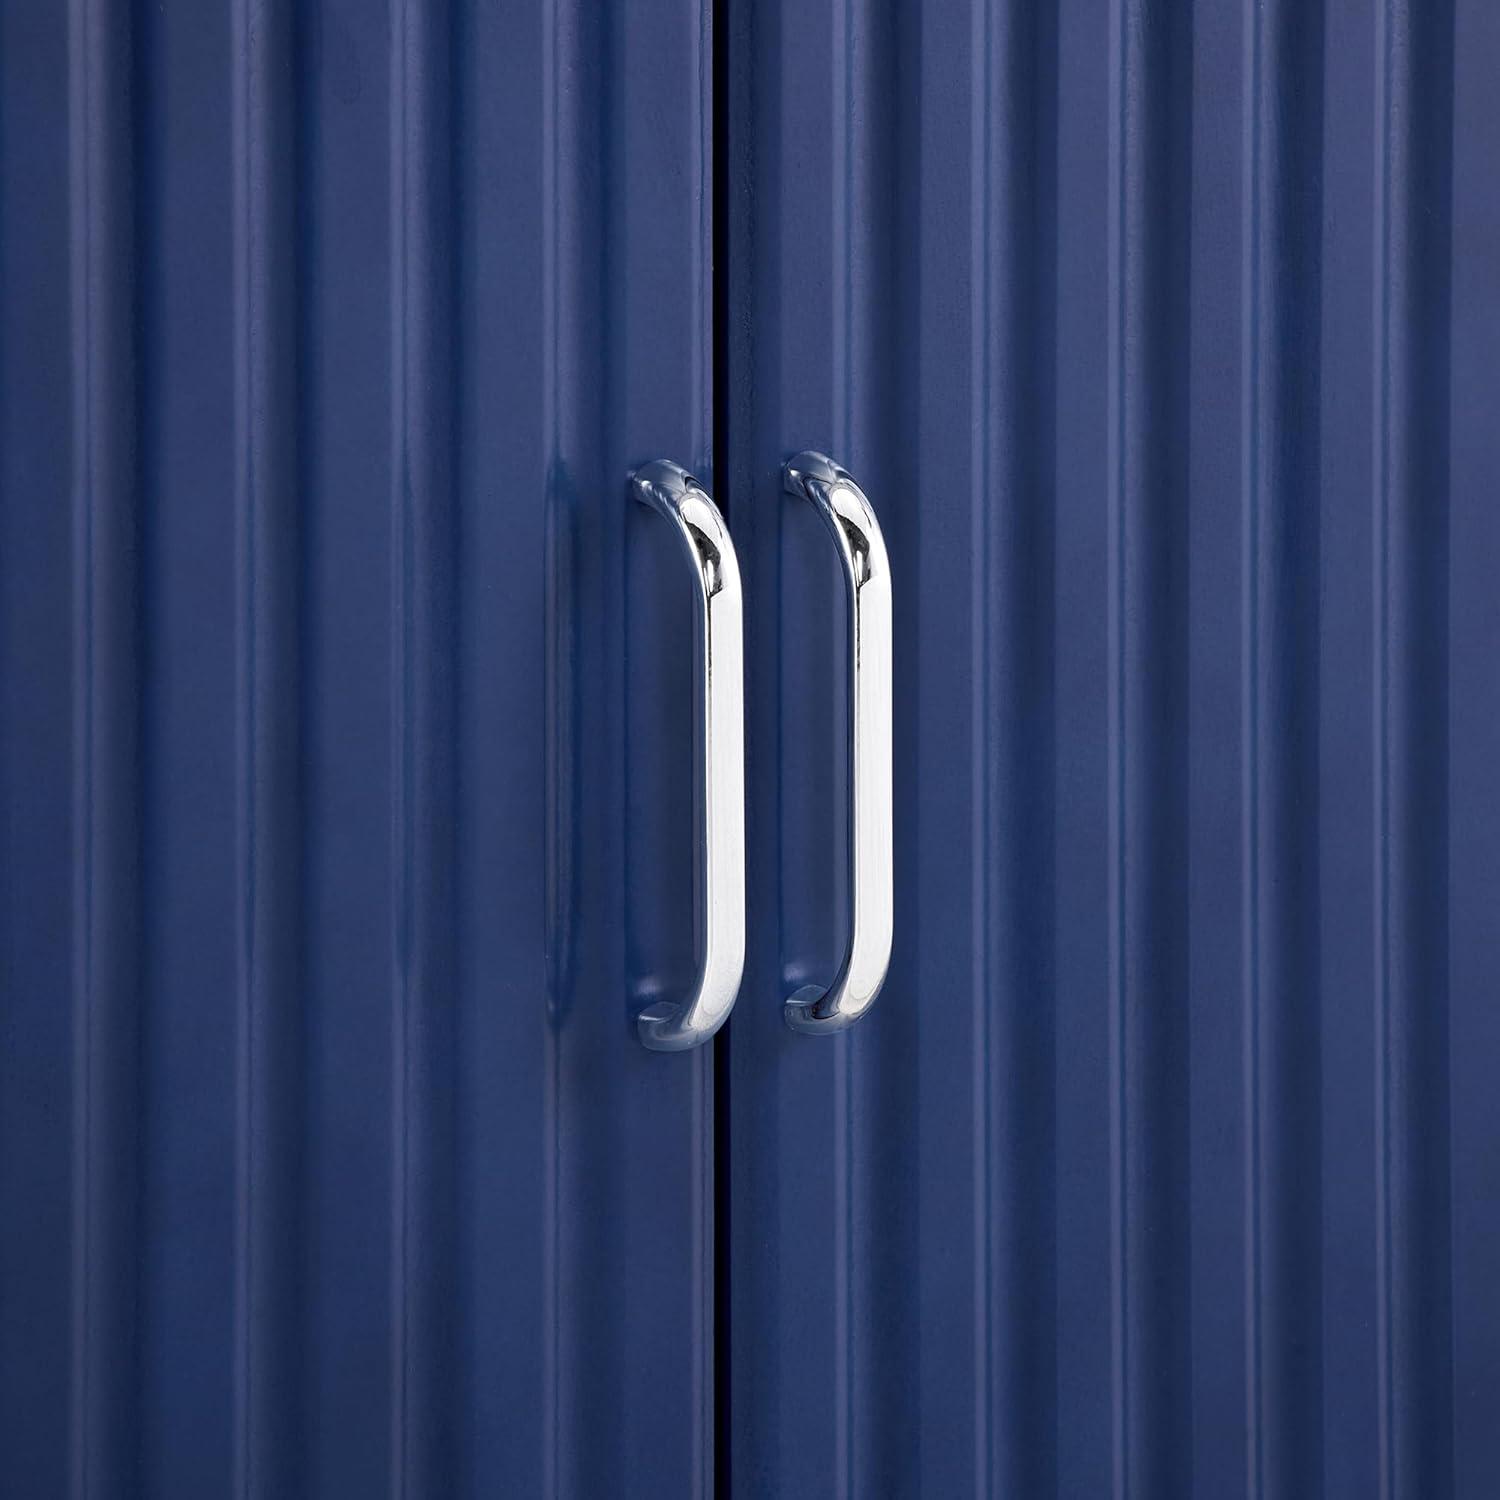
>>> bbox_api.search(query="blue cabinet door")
[720,1,1500,1497]
[0,2,714,1495]
[6,3,1500,1498]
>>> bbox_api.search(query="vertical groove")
[539,0,563,1483]
[0,3,74,1487]
[1106,10,1128,1487]
[1242,3,1324,1497]
[1443,6,1500,1495]
[390,0,458,1493]
[974,2,1060,1495]
[387,0,411,1476]
[1243,16,1264,1481]
[389,0,410,1471]
[692,1034,714,1497]
[67,0,142,1494]
[231,2,304,1494]
[832,1038,852,1498]
[968,4,994,1486]
[691,0,711,467]
[1373,4,1456,1497]
[542,0,618,1487]
[1107,3,1192,1498]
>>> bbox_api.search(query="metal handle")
[783,452,893,1034]
[632,461,746,1051]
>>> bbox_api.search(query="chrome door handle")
[783,452,893,1034]
[632,462,746,1051]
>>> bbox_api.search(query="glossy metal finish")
[632,462,746,1051]
[782,452,893,1033]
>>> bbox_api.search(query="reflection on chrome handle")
[632,461,746,1052]
[783,452,893,1034]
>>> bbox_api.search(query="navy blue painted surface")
[720,1,1500,1497]
[0,1,712,1496]
[3,2,1500,1498]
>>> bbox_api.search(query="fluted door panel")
[0,2,715,1496]
[719,2,1500,1497]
